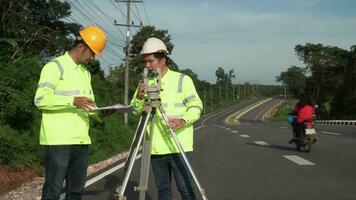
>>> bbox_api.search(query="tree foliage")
[277,43,356,119]
[276,66,306,97]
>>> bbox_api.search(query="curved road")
[82,97,356,200]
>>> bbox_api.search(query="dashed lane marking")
[254,141,269,145]
[240,134,250,138]
[283,155,315,165]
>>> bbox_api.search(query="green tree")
[276,66,306,97]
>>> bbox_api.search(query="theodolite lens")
[148,70,159,78]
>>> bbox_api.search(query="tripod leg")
[136,115,155,200]
[114,111,152,200]
[159,107,208,200]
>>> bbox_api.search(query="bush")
[0,125,41,169]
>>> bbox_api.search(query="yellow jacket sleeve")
[181,76,203,125]
[34,62,74,110]
[130,87,145,115]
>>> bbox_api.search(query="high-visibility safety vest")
[131,69,203,155]
[34,52,95,145]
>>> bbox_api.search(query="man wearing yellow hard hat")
[34,25,107,199]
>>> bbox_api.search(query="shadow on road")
[84,174,154,200]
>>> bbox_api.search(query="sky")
[69,0,356,85]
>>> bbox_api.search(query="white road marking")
[231,130,239,133]
[60,154,142,199]
[283,155,315,165]
[254,141,269,145]
[322,131,342,136]
[279,126,288,129]
[60,105,233,199]
[240,134,250,137]
[234,98,273,121]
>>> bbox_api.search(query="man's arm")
[181,76,203,126]
[130,81,146,115]
[34,62,95,111]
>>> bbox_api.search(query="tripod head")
[142,68,162,108]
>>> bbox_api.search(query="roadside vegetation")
[265,98,299,123]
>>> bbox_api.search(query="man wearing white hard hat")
[131,37,203,200]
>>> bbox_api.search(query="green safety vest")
[131,69,203,155]
[34,52,96,145]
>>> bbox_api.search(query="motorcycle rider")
[289,95,315,144]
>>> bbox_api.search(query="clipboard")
[92,104,133,113]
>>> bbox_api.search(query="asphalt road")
[82,97,356,200]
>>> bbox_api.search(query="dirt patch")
[0,166,39,195]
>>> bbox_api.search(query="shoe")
[289,138,297,144]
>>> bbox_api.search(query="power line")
[142,1,150,25]
[69,12,121,46]
[87,0,126,39]
[108,0,126,19]
[134,3,143,24]
[130,6,141,24]
[70,1,124,47]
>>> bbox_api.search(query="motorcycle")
[294,119,317,153]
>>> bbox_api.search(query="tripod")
[114,69,208,200]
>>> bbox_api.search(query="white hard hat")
[140,37,169,55]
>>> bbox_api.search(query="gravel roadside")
[0,151,128,200]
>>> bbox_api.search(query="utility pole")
[232,84,235,102]
[114,0,142,124]
[243,83,246,98]
[210,84,213,112]
[219,84,222,104]
[238,84,240,100]
[204,88,207,114]
[226,82,228,100]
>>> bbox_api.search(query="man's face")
[143,54,165,72]
[78,43,95,64]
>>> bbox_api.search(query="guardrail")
[315,120,356,126]
[261,99,285,121]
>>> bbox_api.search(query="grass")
[265,98,299,122]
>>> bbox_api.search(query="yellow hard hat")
[79,26,106,55]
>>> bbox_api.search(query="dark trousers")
[41,145,88,200]
[151,153,196,200]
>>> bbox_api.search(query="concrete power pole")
[210,84,213,112]
[226,82,228,100]
[204,88,207,114]
[219,84,222,104]
[232,84,235,102]
[115,0,142,124]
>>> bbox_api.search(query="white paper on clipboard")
[92,104,133,113]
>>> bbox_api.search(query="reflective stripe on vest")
[51,60,64,80]
[174,103,184,107]
[38,82,56,89]
[177,74,185,93]
[54,90,80,96]
[183,94,196,104]
[34,95,44,106]
[187,105,203,112]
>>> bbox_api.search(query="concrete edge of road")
[225,98,273,125]
[315,120,356,126]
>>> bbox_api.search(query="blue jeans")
[41,145,88,200]
[151,153,196,200]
